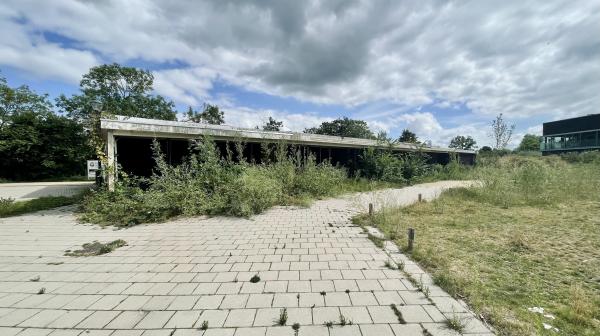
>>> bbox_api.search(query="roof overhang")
[101,116,475,155]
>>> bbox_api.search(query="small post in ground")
[407,228,415,251]
[369,203,374,216]
[418,193,422,202]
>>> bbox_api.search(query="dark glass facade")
[542,114,600,154]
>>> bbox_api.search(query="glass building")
[542,114,600,155]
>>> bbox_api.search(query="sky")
[1,1,599,148]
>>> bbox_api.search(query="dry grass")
[354,156,600,335]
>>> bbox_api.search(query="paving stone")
[246,294,273,308]
[105,310,147,329]
[165,310,203,328]
[329,324,361,336]
[359,324,395,336]
[367,305,398,323]
[195,295,224,309]
[76,310,120,329]
[135,310,175,329]
[224,309,256,327]
[220,294,249,309]
[234,327,267,336]
[389,323,424,336]
[311,306,339,324]
[0,181,491,335]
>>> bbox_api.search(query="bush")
[81,137,364,226]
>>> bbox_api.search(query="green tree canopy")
[518,134,541,151]
[397,129,419,143]
[304,117,375,139]
[449,135,477,150]
[1,75,52,131]
[186,104,225,125]
[263,116,283,131]
[0,76,92,180]
[56,63,177,123]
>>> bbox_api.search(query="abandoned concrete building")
[100,116,476,185]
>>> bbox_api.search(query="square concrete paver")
[0,181,492,335]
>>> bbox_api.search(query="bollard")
[369,203,374,216]
[407,228,415,251]
[418,193,422,202]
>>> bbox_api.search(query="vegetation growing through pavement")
[354,152,600,335]
[65,239,127,256]
[0,196,78,218]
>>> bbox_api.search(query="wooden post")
[407,228,415,251]
[418,193,422,202]
[106,131,116,191]
[368,203,374,216]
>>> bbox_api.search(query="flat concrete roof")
[101,116,475,155]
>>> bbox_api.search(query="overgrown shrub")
[81,137,368,226]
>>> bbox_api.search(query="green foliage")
[0,75,52,131]
[56,63,176,125]
[0,196,78,218]
[263,116,284,131]
[304,117,375,139]
[397,129,419,143]
[449,135,477,150]
[560,150,600,163]
[0,110,92,180]
[186,103,225,125]
[517,134,541,152]
[358,148,431,184]
[81,137,368,226]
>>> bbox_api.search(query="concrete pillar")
[106,131,116,191]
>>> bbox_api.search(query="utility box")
[87,160,100,180]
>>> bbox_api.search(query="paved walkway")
[0,181,493,336]
[0,182,94,201]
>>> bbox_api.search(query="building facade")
[100,116,476,188]
[541,114,600,155]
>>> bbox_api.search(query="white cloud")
[1,0,599,142]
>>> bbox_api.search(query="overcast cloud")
[1,0,599,147]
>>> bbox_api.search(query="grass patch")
[65,239,127,257]
[0,196,78,218]
[354,155,600,335]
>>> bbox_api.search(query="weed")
[65,239,127,257]
[250,274,261,283]
[37,287,45,295]
[390,304,406,324]
[384,259,397,270]
[277,308,288,326]
[445,313,466,333]
[324,321,334,328]
[292,323,300,336]
[339,313,352,326]
[29,276,40,282]
[320,291,326,296]
[200,320,208,330]
[345,289,350,294]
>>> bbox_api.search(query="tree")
[0,75,52,131]
[490,113,515,149]
[304,117,375,139]
[186,103,224,125]
[480,146,492,152]
[263,117,283,131]
[397,129,419,143]
[0,79,92,180]
[518,134,541,151]
[449,135,477,150]
[56,63,177,124]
